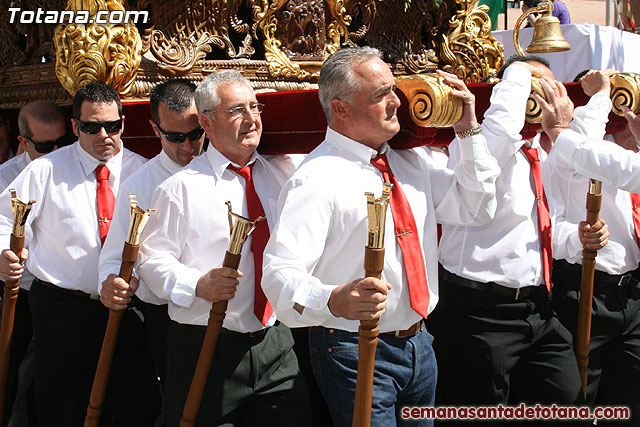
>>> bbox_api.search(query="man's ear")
[200,112,214,134]
[330,98,349,122]
[149,119,161,138]
[71,118,79,138]
[17,135,29,153]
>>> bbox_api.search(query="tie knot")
[371,154,391,173]
[521,145,540,164]
[96,165,110,181]
[228,164,252,181]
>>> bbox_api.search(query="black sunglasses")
[75,118,122,135]
[25,135,68,154]
[155,123,205,144]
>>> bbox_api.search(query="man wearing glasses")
[0,82,149,426]
[98,78,205,414]
[0,100,66,426]
[137,70,310,426]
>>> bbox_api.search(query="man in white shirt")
[99,78,205,400]
[262,46,500,426]
[0,100,66,427]
[137,70,310,426]
[0,82,151,426]
[432,56,585,418]
[543,70,640,424]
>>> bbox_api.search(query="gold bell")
[514,1,571,56]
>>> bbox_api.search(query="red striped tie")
[371,154,430,318]
[227,164,273,325]
[521,146,552,291]
[95,165,115,246]
[629,193,640,250]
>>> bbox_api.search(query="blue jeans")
[309,324,436,427]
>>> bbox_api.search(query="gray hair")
[318,46,383,124]
[194,70,251,119]
[18,101,65,139]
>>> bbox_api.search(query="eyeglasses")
[25,135,68,154]
[74,118,122,135]
[155,124,205,144]
[204,103,264,120]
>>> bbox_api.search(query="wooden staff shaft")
[0,234,25,421]
[575,187,602,399]
[84,243,139,427]
[353,247,385,427]
[180,251,241,427]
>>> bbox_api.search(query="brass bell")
[513,1,571,56]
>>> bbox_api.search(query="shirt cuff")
[170,268,203,309]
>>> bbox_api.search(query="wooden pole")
[575,179,602,398]
[0,233,25,421]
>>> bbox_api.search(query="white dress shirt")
[0,152,32,192]
[545,91,640,274]
[262,126,500,333]
[0,142,147,295]
[99,149,184,305]
[554,128,640,193]
[0,152,35,290]
[440,64,552,289]
[137,146,297,332]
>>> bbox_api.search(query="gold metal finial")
[9,189,35,237]
[588,179,602,196]
[225,201,265,255]
[513,1,571,57]
[125,195,154,245]
[365,183,393,249]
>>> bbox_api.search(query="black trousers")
[133,296,170,387]
[429,271,585,426]
[29,279,160,427]
[552,260,640,425]
[164,320,311,427]
[2,288,36,427]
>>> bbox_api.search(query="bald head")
[18,101,66,159]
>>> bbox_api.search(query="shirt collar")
[158,149,184,175]
[325,127,381,164]
[205,144,259,180]
[75,140,124,178]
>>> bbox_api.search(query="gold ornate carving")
[140,0,255,76]
[440,0,503,83]
[396,74,463,128]
[54,0,142,96]
[610,72,640,116]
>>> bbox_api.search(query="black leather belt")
[554,260,640,288]
[33,278,100,300]
[220,320,279,340]
[441,270,543,301]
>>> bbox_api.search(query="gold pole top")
[365,183,393,249]
[125,195,154,245]
[226,201,265,256]
[588,179,602,196]
[9,189,35,237]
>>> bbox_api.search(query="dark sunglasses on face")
[74,118,123,135]
[155,123,205,144]
[25,135,68,154]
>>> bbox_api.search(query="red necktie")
[227,164,273,325]
[371,154,430,318]
[629,193,640,250]
[521,146,552,292]
[96,165,115,246]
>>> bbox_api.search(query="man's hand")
[327,277,391,321]
[580,69,612,97]
[578,218,609,251]
[622,106,640,143]
[100,273,138,310]
[195,267,241,303]
[535,77,575,142]
[0,248,28,282]
[437,70,479,134]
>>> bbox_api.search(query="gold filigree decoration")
[440,0,503,83]
[54,0,142,96]
[140,0,254,76]
[396,74,463,127]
